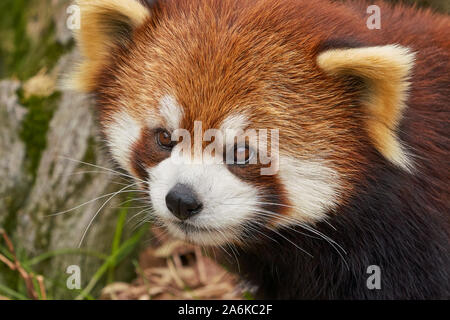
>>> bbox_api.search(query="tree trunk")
[0,0,447,300]
[0,0,141,298]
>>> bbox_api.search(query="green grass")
[75,224,149,300]
[107,200,131,284]
[0,203,149,300]
[0,283,28,300]
[26,249,108,266]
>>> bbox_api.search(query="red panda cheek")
[102,111,142,175]
[226,164,292,222]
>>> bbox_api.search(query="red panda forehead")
[152,94,260,136]
[94,0,350,128]
[119,0,323,111]
[96,0,368,188]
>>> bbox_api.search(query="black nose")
[165,183,203,221]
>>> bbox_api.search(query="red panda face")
[72,0,415,246]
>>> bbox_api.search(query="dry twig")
[0,229,47,300]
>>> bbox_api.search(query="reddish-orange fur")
[96,0,448,208]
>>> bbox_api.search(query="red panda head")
[70,0,415,246]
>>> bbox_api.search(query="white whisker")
[59,156,146,183]
[78,182,140,247]
[47,188,144,217]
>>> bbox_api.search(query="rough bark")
[0,1,138,298]
[0,56,134,298]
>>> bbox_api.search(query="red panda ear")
[69,0,151,92]
[317,45,416,171]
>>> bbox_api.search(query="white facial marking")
[148,153,259,246]
[105,111,141,172]
[278,156,341,222]
[220,113,249,137]
[159,95,183,130]
[142,112,340,245]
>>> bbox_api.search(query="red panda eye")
[234,144,254,165]
[156,129,175,150]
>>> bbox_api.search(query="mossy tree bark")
[0,0,143,299]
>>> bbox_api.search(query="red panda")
[70,0,450,299]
